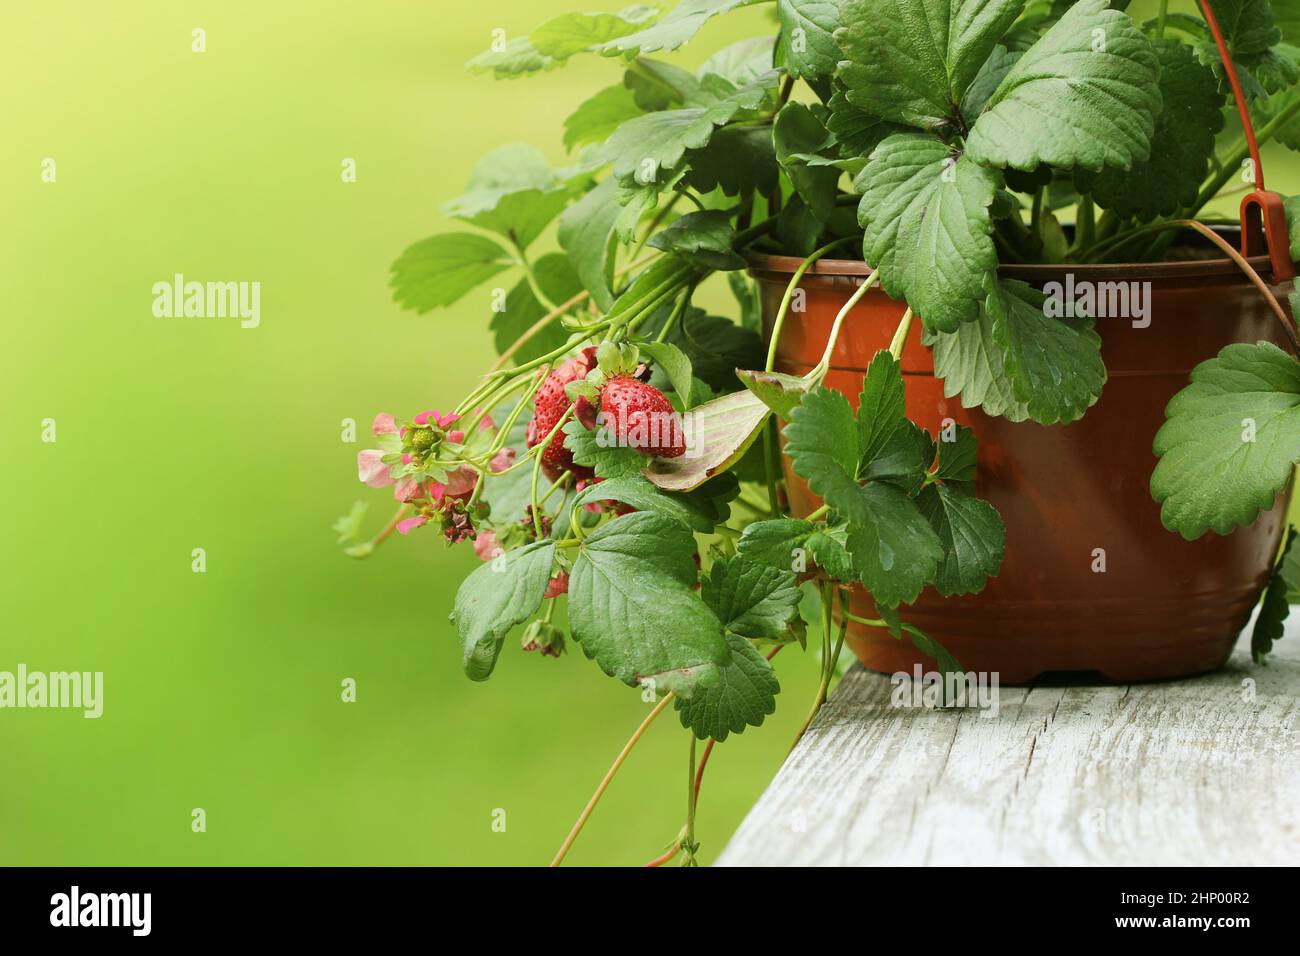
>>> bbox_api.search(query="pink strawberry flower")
[489,447,516,474]
[393,476,426,502]
[473,530,502,561]
[413,410,458,428]
[396,515,428,535]
[372,412,398,435]
[357,449,394,488]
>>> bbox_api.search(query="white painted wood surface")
[717,612,1300,866]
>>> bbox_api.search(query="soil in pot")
[753,236,1294,683]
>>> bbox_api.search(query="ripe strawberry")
[600,375,686,458]
[526,347,598,480]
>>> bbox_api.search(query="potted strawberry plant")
[340,0,1300,863]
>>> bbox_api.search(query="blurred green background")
[0,0,820,867]
[1,0,1296,867]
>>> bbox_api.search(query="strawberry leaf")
[836,0,1024,131]
[638,340,697,408]
[965,0,1162,172]
[442,144,571,250]
[916,484,1005,596]
[775,0,842,79]
[643,388,771,491]
[563,420,647,479]
[563,84,644,151]
[1076,39,1224,220]
[674,632,779,740]
[856,134,1000,333]
[1252,526,1298,663]
[785,387,943,606]
[450,540,557,680]
[1151,341,1300,539]
[571,474,718,531]
[701,553,802,640]
[531,6,661,60]
[928,308,1031,421]
[646,210,746,270]
[389,232,515,313]
[490,253,582,362]
[597,0,750,57]
[559,178,623,311]
[569,512,729,690]
[735,368,812,420]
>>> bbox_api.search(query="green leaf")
[917,483,1005,595]
[597,0,750,57]
[332,500,369,545]
[389,232,514,313]
[563,420,648,479]
[466,37,558,79]
[855,351,908,469]
[987,278,1106,425]
[960,44,1021,120]
[735,368,812,420]
[928,309,1031,421]
[684,125,781,197]
[674,632,779,740]
[1151,341,1300,539]
[932,424,979,482]
[699,37,776,85]
[442,144,569,250]
[639,340,697,409]
[776,0,842,78]
[558,178,622,311]
[569,512,729,688]
[965,0,1162,172]
[827,86,904,158]
[603,80,767,185]
[647,210,746,270]
[571,474,718,531]
[450,540,557,680]
[860,419,934,495]
[774,102,841,221]
[1252,526,1297,663]
[737,518,855,580]
[532,6,661,59]
[899,622,965,687]
[702,553,801,640]
[625,58,700,109]
[1076,39,1224,220]
[857,133,1000,333]
[490,253,582,362]
[836,0,1025,131]
[642,388,772,491]
[667,310,766,391]
[785,387,943,605]
[564,84,644,151]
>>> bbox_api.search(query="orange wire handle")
[1196,0,1296,280]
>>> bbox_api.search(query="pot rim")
[745,227,1283,283]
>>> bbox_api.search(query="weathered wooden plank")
[717,612,1300,866]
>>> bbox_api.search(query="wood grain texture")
[717,612,1300,866]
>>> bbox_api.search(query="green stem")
[1074,195,1095,253]
[807,270,880,383]
[531,405,574,536]
[805,503,830,522]
[764,238,854,373]
[887,307,914,360]
[1155,0,1169,37]
[683,734,698,867]
[549,693,675,867]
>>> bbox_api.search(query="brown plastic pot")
[753,240,1294,683]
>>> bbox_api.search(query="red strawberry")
[526,347,598,481]
[599,375,686,459]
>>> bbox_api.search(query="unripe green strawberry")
[599,375,686,458]
[527,347,598,480]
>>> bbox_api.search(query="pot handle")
[1198,0,1296,280]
